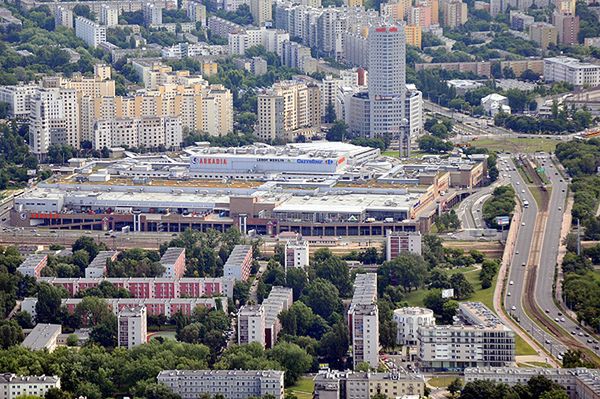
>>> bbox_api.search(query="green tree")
[324,101,336,123]
[0,320,24,349]
[424,289,458,324]
[378,254,428,293]
[318,320,349,368]
[36,283,64,323]
[312,250,352,297]
[233,281,251,306]
[326,120,348,141]
[45,388,73,399]
[268,342,312,386]
[300,278,343,321]
[285,267,307,300]
[450,273,474,300]
[448,378,464,396]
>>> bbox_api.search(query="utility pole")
[577,218,581,256]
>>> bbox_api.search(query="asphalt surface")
[502,155,600,361]
[533,155,600,355]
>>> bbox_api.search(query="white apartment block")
[224,0,250,12]
[0,84,38,118]
[314,369,426,399]
[348,273,379,369]
[157,370,285,399]
[284,239,309,271]
[320,75,340,116]
[280,40,316,73]
[143,2,163,26]
[418,302,515,371]
[543,56,600,86]
[208,16,244,37]
[238,305,265,345]
[406,84,424,139]
[237,287,293,348]
[250,0,272,26]
[54,6,73,29]
[464,367,600,399]
[93,116,182,150]
[75,16,106,47]
[117,305,147,349]
[29,88,80,155]
[0,374,60,399]
[393,307,435,346]
[228,27,289,56]
[100,5,119,26]
[187,1,206,26]
[386,231,422,261]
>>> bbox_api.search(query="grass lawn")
[287,377,314,399]
[470,137,560,153]
[428,376,461,388]
[515,335,538,356]
[148,330,177,341]
[382,150,424,158]
[403,267,477,307]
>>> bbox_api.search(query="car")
[576,326,581,330]
[558,312,562,316]
[557,354,563,361]
[521,222,526,226]
[558,207,562,211]
[562,189,565,192]
[560,317,565,322]
[509,280,514,285]
[507,292,511,296]
[517,182,520,185]
[516,250,520,254]
[572,331,577,335]
[555,317,560,322]
[545,309,550,313]
[511,306,516,311]
[579,332,584,336]
[522,189,525,193]
[595,346,600,350]
[545,339,551,344]
[522,263,526,267]
[585,333,590,337]
[588,339,594,343]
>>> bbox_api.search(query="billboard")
[495,216,510,226]
[189,154,342,174]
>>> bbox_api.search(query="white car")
[516,182,520,185]
[521,222,526,226]
[511,306,517,311]
[509,280,514,285]
[507,292,511,296]
[521,189,525,193]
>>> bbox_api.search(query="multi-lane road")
[500,154,600,362]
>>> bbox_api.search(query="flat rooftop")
[21,324,61,351]
[272,193,416,214]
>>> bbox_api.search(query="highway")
[498,156,567,359]
[532,155,600,355]
[501,155,600,363]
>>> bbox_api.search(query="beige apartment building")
[256,80,321,141]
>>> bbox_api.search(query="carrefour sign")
[297,159,336,165]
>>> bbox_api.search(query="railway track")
[520,169,600,365]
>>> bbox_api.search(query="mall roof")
[272,193,417,214]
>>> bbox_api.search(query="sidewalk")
[555,193,576,320]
